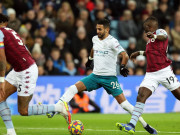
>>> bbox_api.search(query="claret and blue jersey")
[0,27,34,72]
[146,29,171,72]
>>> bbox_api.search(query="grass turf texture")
[0,113,180,135]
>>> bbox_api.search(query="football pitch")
[0,113,180,135]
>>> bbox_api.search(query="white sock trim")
[60,85,78,103]
[120,100,134,114]
[71,85,78,94]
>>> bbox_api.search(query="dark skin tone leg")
[0,81,17,102]
[137,87,180,103]
[171,87,180,100]
[18,95,33,116]
[0,80,33,116]
[75,81,87,92]
[115,93,127,104]
[136,87,152,103]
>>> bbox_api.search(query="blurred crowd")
[2,0,180,76]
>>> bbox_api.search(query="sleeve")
[156,29,168,36]
[111,39,125,54]
[0,30,4,49]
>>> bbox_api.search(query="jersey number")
[18,84,22,92]
[111,81,119,89]
[12,31,23,45]
[4,28,23,46]
[166,76,174,84]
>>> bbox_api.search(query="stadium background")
[7,76,180,115]
[1,0,180,114]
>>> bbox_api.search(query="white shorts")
[6,64,38,96]
[140,66,180,92]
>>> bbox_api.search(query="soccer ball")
[68,120,84,135]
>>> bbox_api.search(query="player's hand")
[120,65,129,77]
[130,52,139,62]
[85,59,93,69]
[146,32,154,38]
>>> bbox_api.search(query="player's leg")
[18,93,71,124]
[163,78,180,100]
[159,67,180,101]
[117,73,158,134]
[130,87,152,127]
[100,76,136,134]
[17,64,61,116]
[60,81,86,103]
[46,81,86,123]
[13,64,68,123]
[101,76,157,134]
[47,73,101,120]
[0,69,19,135]
[18,95,59,116]
[0,80,17,135]
[116,87,154,134]
[100,76,151,122]
[17,85,67,122]
[128,73,159,128]
[115,93,148,128]
[171,87,180,100]
[60,73,101,102]
[46,80,86,121]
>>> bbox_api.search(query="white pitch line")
[1,127,180,134]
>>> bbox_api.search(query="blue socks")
[0,101,14,129]
[28,104,55,115]
[130,102,145,127]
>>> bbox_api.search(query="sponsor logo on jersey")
[94,50,108,54]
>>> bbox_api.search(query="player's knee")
[18,109,28,116]
[137,92,147,103]
[137,92,145,98]
[137,88,150,102]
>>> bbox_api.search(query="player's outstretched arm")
[119,52,129,77]
[130,51,146,62]
[90,48,94,58]
[120,51,129,65]
[85,49,94,69]
[147,32,167,41]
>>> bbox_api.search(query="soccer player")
[48,19,157,134]
[116,16,180,134]
[0,14,70,135]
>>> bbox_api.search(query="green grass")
[0,113,180,135]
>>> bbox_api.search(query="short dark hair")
[97,19,110,28]
[144,16,158,24]
[0,13,9,23]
